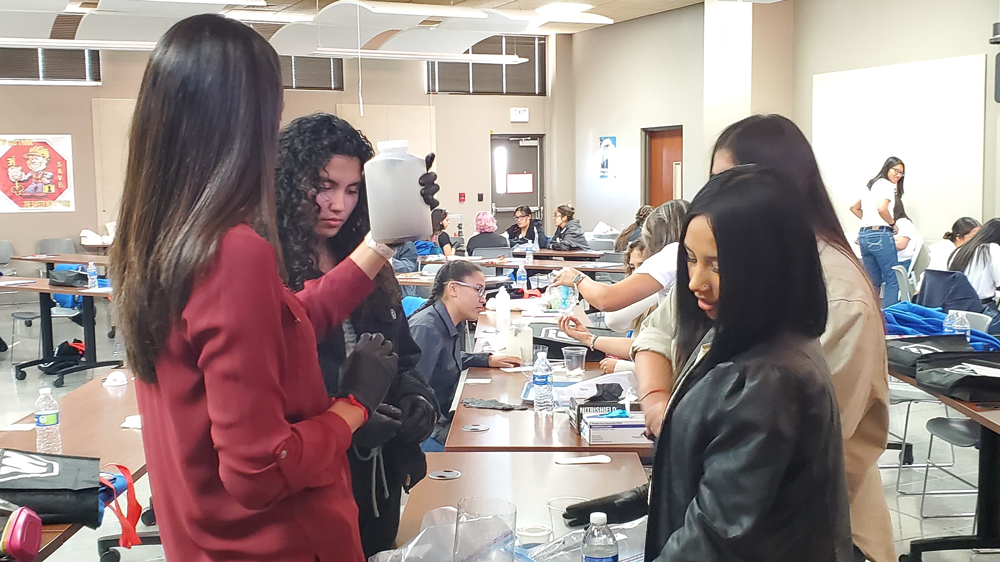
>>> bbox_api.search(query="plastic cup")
[547,496,587,539]
[562,346,587,378]
[454,497,517,562]
[515,524,552,547]
[523,344,548,369]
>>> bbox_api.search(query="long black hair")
[274,113,399,306]
[866,156,905,219]
[675,166,828,373]
[948,218,1000,272]
[710,114,852,256]
[615,205,653,252]
[431,208,449,237]
[413,260,483,315]
[945,217,981,243]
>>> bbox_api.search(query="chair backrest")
[602,251,624,263]
[0,240,13,264]
[420,263,444,276]
[907,238,923,275]
[37,238,76,255]
[892,265,912,303]
[915,270,982,313]
[962,310,992,333]
[472,247,513,259]
[588,238,615,252]
[402,296,428,317]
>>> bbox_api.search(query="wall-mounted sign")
[506,173,533,194]
[510,107,530,123]
[1,135,75,213]
[599,136,616,180]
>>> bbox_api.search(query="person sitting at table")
[431,208,454,256]
[565,166,854,562]
[948,219,1000,320]
[465,211,508,256]
[409,261,521,449]
[109,15,437,562]
[551,200,689,312]
[391,241,419,297]
[273,112,438,557]
[926,217,980,272]
[549,203,591,250]
[614,204,653,252]
[504,204,548,249]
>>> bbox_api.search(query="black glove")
[352,404,402,449]
[419,153,440,210]
[337,333,398,416]
[562,483,649,527]
[397,394,437,443]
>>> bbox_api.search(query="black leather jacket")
[646,331,853,562]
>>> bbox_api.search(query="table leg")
[81,296,96,363]
[39,292,54,361]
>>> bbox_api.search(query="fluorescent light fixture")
[223,9,315,23]
[315,47,527,64]
[143,0,265,4]
[535,2,592,16]
[0,37,155,50]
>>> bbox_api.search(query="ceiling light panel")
[0,0,68,12]
[0,11,60,38]
[77,12,184,41]
[95,0,225,16]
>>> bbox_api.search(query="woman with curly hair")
[274,113,439,556]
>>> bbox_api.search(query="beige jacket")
[631,242,894,562]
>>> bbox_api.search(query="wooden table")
[396,273,511,287]
[483,258,624,275]
[396,451,647,545]
[0,375,145,561]
[512,249,606,260]
[0,277,119,386]
[14,254,109,270]
[444,364,652,455]
[890,369,1000,560]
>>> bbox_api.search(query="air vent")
[50,13,83,40]
[79,1,98,8]
[418,17,445,27]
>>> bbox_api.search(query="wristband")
[334,396,370,423]
[590,334,599,351]
[639,388,666,402]
[365,233,395,260]
[572,272,586,286]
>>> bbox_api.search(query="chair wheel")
[141,507,156,526]
[24,320,32,328]
[100,549,121,562]
[108,328,116,339]
[53,377,64,388]
[14,370,26,381]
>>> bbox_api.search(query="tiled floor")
[1,299,999,561]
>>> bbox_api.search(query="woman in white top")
[893,202,922,271]
[925,217,981,272]
[948,218,1000,306]
[850,156,905,307]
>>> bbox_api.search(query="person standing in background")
[465,211,508,255]
[926,217,981,272]
[273,113,439,556]
[850,156,905,307]
[614,205,654,252]
[893,201,922,271]
[504,204,548,248]
[431,208,454,256]
[549,203,591,250]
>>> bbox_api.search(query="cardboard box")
[569,396,641,434]
[581,412,648,445]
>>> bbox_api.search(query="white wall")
[571,4,705,232]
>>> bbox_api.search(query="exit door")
[490,134,544,225]
[644,127,683,207]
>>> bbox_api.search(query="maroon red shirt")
[135,225,375,561]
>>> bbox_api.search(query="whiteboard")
[812,54,985,248]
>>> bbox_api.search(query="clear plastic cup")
[547,496,587,539]
[455,497,517,562]
[562,346,587,378]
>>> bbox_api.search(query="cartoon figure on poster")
[0,135,75,213]
[599,136,616,179]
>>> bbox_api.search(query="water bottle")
[954,312,972,342]
[943,310,958,335]
[86,261,98,289]
[581,512,619,562]
[35,388,62,454]
[533,351,554,415]
[496,286,511,334]
[525,242,535,265]
[515,265,528,290]
[363,140,432,244]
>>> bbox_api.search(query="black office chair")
[97,497,161,562]
[919,417,980,519]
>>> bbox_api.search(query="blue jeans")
[859,228,900,307]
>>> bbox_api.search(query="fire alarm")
[459,192,466,202]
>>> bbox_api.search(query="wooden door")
[648,129,683,206]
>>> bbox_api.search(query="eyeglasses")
[452,280,486,298]
[891,169,905,177]
[514,214,530,220]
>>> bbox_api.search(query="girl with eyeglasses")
[504,204,548,248]
[850,156,906,306]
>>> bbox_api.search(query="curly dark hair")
[275,112,399,304]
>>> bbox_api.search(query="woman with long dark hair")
[850,156,906,306]
[111,15,435,562]
[274,113,438,556]
[926,217,981,272]
[504,204,547,248]
[430,208,454,255]
[948,218,1000,306]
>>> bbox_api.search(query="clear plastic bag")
[527,518,646,562]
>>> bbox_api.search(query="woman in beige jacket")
[625,115,892,562]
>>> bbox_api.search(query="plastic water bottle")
[35,388,62,454]
[954,312,972,342]
[496,286,511,333]
[943,310,958,335]
[86,261,98,289]
[582,512,619,562]
[515,265,528,290]
[533,351,554,415]
[525,242,535,265]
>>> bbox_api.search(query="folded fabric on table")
[884,302,1000,351]
[459,398,528,411]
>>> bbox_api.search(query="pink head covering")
[475,210,498,233]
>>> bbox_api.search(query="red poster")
[0,136,75,213]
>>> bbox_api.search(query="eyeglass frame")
[513,213,531,220]
[451,280,486,298]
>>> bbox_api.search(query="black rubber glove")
[397,394,437,444]
[419,153,440,210]
[352,404,402,449]
[562,483,649,527]
[337,333,398,416]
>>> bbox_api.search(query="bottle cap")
[377,140,409,152]
[536,351,547,360]
[590,512,607,526]
[39,388,51,395]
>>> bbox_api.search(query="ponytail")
[413,260,483,314]
[615,205,654,252]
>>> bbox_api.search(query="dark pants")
[853,544,867,562]
[860,228,900,307]
[349,448,403,557]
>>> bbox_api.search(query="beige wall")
[571,3,706,232]
[750,0,794,116]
